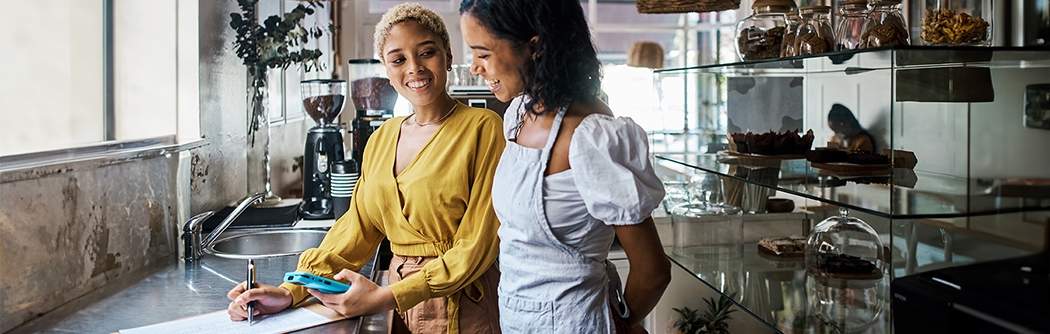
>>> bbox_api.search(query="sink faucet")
[183,192,266,262]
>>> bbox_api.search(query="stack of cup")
[330,160,359,219]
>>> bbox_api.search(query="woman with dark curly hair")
[460,0,671,333]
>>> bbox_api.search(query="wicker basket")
[636,0,741,13]
[626,41,665,69]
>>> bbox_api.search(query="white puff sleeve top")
[541,113,666,261]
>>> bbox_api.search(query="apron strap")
[539,105,569,160]
[605,260,631,319]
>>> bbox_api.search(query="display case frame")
[652,46,1050,333]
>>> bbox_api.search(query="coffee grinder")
[348,59,397,169]
[300,79,347,219]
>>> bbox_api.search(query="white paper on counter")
[118,302,345,334]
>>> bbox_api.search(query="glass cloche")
[806,207,884,279]
[805,207,886,332]
[670,202,744,262]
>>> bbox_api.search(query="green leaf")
[228,0,327,74]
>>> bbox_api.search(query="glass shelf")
[666,246,892,334]
[656,153,1050,219]
[653,46,1050,76]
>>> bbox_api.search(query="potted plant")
[672,292,738,334]
[229,0,328,200]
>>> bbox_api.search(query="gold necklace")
[410,101,457,127]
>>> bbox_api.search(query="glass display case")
[652,46,1050,333]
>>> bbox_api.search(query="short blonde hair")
[374,3,451,61]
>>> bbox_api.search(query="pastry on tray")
[728,133,749,153]
[846,151,891,165]
[883,149,918,169]
[805,147,849,163]
[728,129,814,156]
[757,236,807,257]
[807,149,891,166]
[807,253,883,280]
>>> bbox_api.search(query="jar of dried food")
[921,0,992,46]
[794,5,835,55]
[805,207,886,332]
[835,0,868,50]
[780,11,802,57]
[860,0,910,48]
[735,0,796,61]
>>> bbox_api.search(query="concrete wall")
[0,157,179,332]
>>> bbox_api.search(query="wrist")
[278,286,294,308]
[379,287,399,312]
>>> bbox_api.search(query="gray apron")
[492,107,625,333]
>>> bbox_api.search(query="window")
[273,0,336,125]
[0,0,193,158]
[1,1,105,156]
[586,0,737,143]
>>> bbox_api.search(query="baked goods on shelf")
[807,148,917,170]
[729,132,749,153]
[728,129,814,156]
[808,253,883,279]
[758,235,807,257]
[847,151,890,165]
[805,147,849,163]
[883,149,918,169]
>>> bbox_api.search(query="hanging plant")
[229,0,328,141]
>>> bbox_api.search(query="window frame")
[0,0,202,171]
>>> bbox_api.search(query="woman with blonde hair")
[227,3,504,333]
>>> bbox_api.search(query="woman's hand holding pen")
[308,269,397,317]
[227,282,293,321]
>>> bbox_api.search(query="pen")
[246,258,256,325]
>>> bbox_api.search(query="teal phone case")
[284,272,350,294]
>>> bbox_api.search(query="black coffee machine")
[348,59,397,169]
[300,79,347,219]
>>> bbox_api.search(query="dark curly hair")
[460,0,603,115]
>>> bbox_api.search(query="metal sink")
[204,228,328,259]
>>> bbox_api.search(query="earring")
[447,67,452,71]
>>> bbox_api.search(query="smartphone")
[283,272,350,294]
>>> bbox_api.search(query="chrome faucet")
[182,192,266,262]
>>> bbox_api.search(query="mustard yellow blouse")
[279,103,504,328]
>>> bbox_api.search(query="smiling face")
[460,13,534,102]
[381,20,453,108]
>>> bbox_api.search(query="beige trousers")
[388,254,501,334]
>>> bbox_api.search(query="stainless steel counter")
[8,254,388,334]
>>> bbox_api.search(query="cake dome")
[805,207,886,332]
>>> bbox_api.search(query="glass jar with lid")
[670,201,743,262]
[780,11,801,57]
[805,207,886,332]
[860,0,910,48]
[921,0,992,46]
[835,0,868,50]
[735,0,796,61]
[793,5,835,55]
